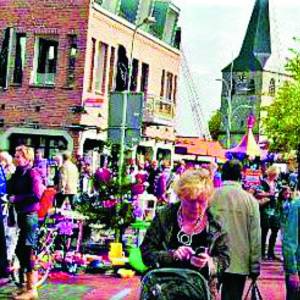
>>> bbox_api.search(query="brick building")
[0,0,181,164]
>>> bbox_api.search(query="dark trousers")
[285,273,300,300]
[0,214,8,277]
[221,273,247,300]
[261,227,279,257]
[55,194,75,209]
[15,213,38,273]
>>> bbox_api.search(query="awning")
[175,137,226,160]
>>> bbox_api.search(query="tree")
[208,109,222,140]
[262,40,300,189]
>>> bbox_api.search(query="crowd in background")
[0,145,299,300]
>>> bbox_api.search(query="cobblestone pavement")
[0,243,286,300]
[0,260,286,300]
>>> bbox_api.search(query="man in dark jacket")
[0,164,8,279]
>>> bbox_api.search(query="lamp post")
[118,16,156,187]
[216,78,252,148]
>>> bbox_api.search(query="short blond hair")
[15,145,35,163]
[266,165,279,177]
[0,151,13,165]
[173,169,214,202]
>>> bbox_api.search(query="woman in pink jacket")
[8,145,45,300]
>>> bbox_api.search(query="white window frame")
[31,36,58,86]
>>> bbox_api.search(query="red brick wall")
[0,0,90,130]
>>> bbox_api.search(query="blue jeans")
[16,212,38,272]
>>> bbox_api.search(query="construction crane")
[180,49,212,140]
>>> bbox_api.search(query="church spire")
[223,0,271,72]
[240,0,271,66]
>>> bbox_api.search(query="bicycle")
[1,195,87,288]
[33,208,88,286]
[0,194,52,287]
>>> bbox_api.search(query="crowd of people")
[0,145,299,300]
[141,160,299,300]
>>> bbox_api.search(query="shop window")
[9,133,67,158]
[160,69,165,97]
[156,148,171,163]
[0,28,12,88]
[108,46,115,92]
[32,37,58,86]
[166,72,173,100]
[13,33,26,85]
[88,38,96,91]
[269,78,276,96]
[66,34,77,88]
[95,41,108,94]
[130,58,139,92]
[248,79,255,93]
[140,63,149,96]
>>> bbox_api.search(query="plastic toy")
[128,247,148,273]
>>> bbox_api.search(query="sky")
[173,0,300,136]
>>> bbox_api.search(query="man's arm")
[248,196,261,276]
[59,165,67,193]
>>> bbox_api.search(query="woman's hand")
[173,246,195,261]
[190,253,210,269]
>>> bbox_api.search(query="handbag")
[244,280,263,300]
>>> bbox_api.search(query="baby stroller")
[140,268,211,300]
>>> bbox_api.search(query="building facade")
[219,0,290,148]
[0,0,181,164]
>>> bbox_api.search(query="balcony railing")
[143,94,176,126]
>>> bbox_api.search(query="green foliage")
[262,42,300,152]
[208,109,222,140]
[76,172,134,242]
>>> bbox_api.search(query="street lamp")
[118,16,156,187]
[216,78,252,148]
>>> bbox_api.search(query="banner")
[244,169,262,187]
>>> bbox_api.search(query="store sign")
[144,126,175,141]
[244,169,262,186]
[85,98,104,108]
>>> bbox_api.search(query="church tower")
[219,0,289,148]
